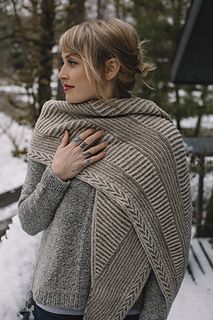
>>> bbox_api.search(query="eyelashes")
[59,59,77,66]
[68,60,77,65]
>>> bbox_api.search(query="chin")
[65,95,85,104]
[66,97,96,104]
[65,97,79,103]
[66,99,84,104]
[65,92,99,103]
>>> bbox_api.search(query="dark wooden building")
[171,0,213,84]
[171,0,213,237]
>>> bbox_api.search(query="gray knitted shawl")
[28,97,192,320]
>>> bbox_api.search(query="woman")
[18,17,192,320]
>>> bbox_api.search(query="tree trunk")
[194,86,208,137]
[66,0,85,27]
[56,0,86,101]
[175,114,182,133]
[97,0,102,19]
[175,87,182,133]
[37,0,56,118]
[194,110,202,137]
[114,0,120,18]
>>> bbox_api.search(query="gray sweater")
[18,158,167,319]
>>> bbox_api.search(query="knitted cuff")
[39,165,71,193]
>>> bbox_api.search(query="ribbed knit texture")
[27,97,192,320]
[18,158,166,319]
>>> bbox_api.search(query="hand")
[51,128,108,181]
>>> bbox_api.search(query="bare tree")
[37,0,56,118]
[66,0,86,27]
[56,0,86,100]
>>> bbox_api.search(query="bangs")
[58,24,87,57]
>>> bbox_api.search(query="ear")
[105,58,120,80]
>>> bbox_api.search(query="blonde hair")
[58,17,155,100]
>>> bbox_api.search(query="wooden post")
[196,154,205,237]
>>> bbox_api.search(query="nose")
[58,63,68,80]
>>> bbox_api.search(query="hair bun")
[136,41,156,79]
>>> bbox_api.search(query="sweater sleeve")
[138,270,167,320]
[18,158,71,236]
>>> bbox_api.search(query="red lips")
[63,84,75,91]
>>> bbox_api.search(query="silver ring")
[82,151,92,159]
[79,141,88,149]
[84,158,91,167]
[71,135,83,145]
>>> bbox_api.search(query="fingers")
[83,150,107,167]
[54,128,108,180]
[82,141,108,157]
[71,128,105,149]
[79,129,105,149]
[71,128,96,146]
[59,130,69,149]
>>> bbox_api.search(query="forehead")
[61,52,80,59]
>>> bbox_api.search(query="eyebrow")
[64,53,77,59]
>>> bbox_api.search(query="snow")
[0,112,40,320]
[0,215,41,320]
[0,111,212,320]
[0,202,17,222]
[168,238,213,320]
[0,112,31,193]
[180,115,213,129]
[190,173,213,206]
[168,274,213,320]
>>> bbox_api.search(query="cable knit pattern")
[25,97,192,320]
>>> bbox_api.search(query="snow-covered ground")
[0,111,213,320]
[0,215,41,320]
[0,112,31,193]
[168,238,213,320]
